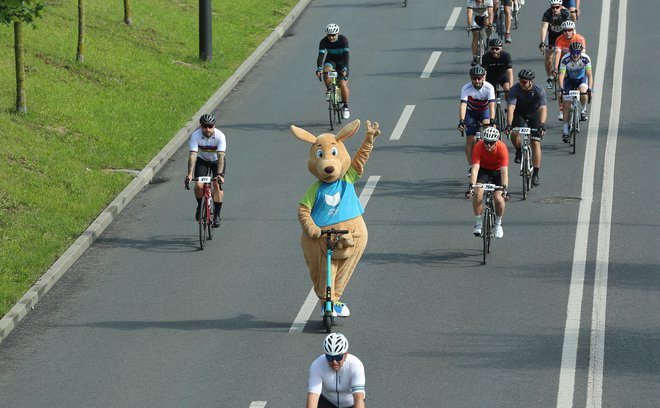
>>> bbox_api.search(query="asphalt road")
[1,0,658,407]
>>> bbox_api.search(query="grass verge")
[0,0,298,317]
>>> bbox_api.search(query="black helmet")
[489,38,503,48]
[200,113,216,126]
[569,41,583,53]
[518,69,535,80]
[469,65,486,77]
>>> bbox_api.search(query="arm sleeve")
[342,36,350,68]
[316,39,326,68]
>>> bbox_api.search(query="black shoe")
[532,174,540,187]
[195,208,200,222]
[471,56,480,66]
[514,149,522,164]
[562,133,570,143]
[212,216,221,228]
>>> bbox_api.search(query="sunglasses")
[471,76,484,80]
[552,5,561,9]
[490,47,501,51]
[519,79,530,84]
[563,29,574,32]
[325,354,344,362]
[327,34,337,37]
[201,124,214,129]
[484,140,496,146]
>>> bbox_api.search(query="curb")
[0,0,313,345]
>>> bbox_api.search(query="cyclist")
[185,113,226,228]
[465,127,509,239]
[307,333,366,408]
[558,41,592,141]
[562,0,580,21]
[458,65,496,177]
[553,20,587,120]
[539,0,571,89]
[481,38,514,104]
[492,0,512,43]
[316,23,351,120]
[506,69,547,187]
[466,0,494,66]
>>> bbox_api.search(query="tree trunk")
[76,0,85,62]
[124,0,132,25]
[14,21,27,113]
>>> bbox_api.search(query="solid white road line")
[556,1,611,407]
[445,7,462,31]
[390,105,415,141]
[288,176,381,333]
[249,402,267,408]
[420,51,442,78]
[586,1,627,407]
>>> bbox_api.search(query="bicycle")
[562,89,591,154]
[539,44,560,99]
[468,24,489,66]
[472,183,504,265]
[495,2,506,42]
[512,0,521,29]
[321,70,343,130]
[185,173,215,250]
[511,126,536,200]
[494,89,507,132]
[320,228,349,333]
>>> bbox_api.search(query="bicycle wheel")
[522,154,528,200]
[482,207,490,264]
[335,87,343,125]
[207,198,214,240]
[328,91,336,131]
[497,11,506,41]
[199,200,207,250]
[495,103,505,131]
[513,2,519,29]
[478,31,486,64]
[571,104,579,154]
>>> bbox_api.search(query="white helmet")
[561,20,576,31]
[549,0,563,5]
[482,127,500,142]
[323,333,349,355]
[325,23,340,35]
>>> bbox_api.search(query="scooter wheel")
[323,315,332,333]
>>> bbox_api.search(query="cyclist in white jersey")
[558,41,592,141]
[185,113,227,227]
[307,333,366,408]
[466,0,494,66]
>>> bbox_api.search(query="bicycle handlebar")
[321,229,349,236]
[472,183,504,191]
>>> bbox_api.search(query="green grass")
[0,0,298,316]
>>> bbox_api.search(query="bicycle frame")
[514,127,535,199]
[468,25,489,66]
[494,89,506,132]
[495,3,506,41]
[196,175,215,249]
[321,228,348,333]
[473,183,503,265]
[564,89,581,154]
[323,70,343,130]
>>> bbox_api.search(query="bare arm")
[306,392,320,408]
[500,165,509,188]
[186,151,197,181]
[353,392,366,408]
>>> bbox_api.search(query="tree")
[123,0,132,26]
[0,0,46,113]
[76,0,84,62]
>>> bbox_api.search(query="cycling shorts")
[487,73,510,88]
[466,109,491,137]
[497,0,512,6]
[194,157,226,189]
[548,32,562,49]
[317,394,353,408]
[512,110,543,141]
[323,61,348,80]
[476,168,503,186]
[563,0,576,8]
[474,15,489,28]
[562,77,588,94]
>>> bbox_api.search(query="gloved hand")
[465,183,474,199]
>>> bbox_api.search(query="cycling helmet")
[489,38,503,48]
[482,127,501,142]
[569,41,583,53]
[199,113,216,126]
[549,0,563,5]
[469,65,486,77]
[323,333,349,356]
[518,69,535,80]
[325,23,340,35]
[561,20,576,31]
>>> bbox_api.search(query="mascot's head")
[290,120,361,183]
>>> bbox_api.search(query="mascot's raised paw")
[365,120,381,143]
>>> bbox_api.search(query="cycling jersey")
[554,33,586,57]
[541,7,571,37]
[482,51,513,86]
[317,35,350,71]
[299,167,364,228]
[507,82,547,115]
[461,82,496,112]
[308,354,366,408]
[467,0,493,18]
[189,128,226,162]
[471,140,509,171]
[559,53,591,80]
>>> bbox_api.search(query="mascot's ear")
[291,125,317,144]
[335,119,361,142]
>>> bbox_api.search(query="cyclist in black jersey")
[481,38,514,102]
[540,0,571,89]
[316,23,351,120]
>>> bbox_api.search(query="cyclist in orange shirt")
[553,20,586,120]
[465,127,509,239]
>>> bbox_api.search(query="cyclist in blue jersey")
[316,23,351,120]
[459,65,496,177]
[558,41,592,141]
